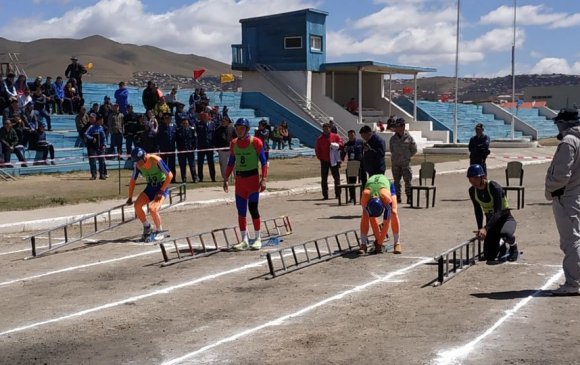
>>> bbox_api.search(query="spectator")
[63,80,81,114]
[123,105,141,157]
[271,124,283,150]
[254,119,271,160]
[174,103,187,124]
[53,76,65,114]
[145,109,158,134]
[41,76,56,114]
[84,113,107,180]
[114,81,129,115]
[175,118,198,183]
[0,119,27,167]
[14,74,28,96]
[345,97,358,115]
[64,56,87,97]
[3,97,20,123]
[342,129,367,203]
[165,87,179,114]
[138,117,159,153]
[188,88,201,109]
[376,120,385,132]
[213,116,236,181]
[469,123,491,175]
[154,96,170,119]
[328,119,338,134]
[389,118,417,204]
[18,89,32,111]
[279,120,292,150]
[108,103,125,159]
[315,122,344,200]
[35,122,56,165]
[32,87,52,131]
[75,106,89,148]
[28,76,43,93]
[157,113,177,183]
[359,124,386,178]
[195,112,216,182]
[1,73,18,110]
[142,80,159,112]
[544,108,580,296]
[386,115,396,130]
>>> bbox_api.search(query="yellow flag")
[220,73,235,83]
[86,62,94,71]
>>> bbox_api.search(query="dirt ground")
[0,162,579,365]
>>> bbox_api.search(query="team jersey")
[234,136,259,172]
[132,155,170,185]
[225,135,268,178]
[365,174,391,198]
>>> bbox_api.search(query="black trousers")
[197,150,216,182]
[483,213,516,260]
[178,151,197,182]
[470,156,487,175]
[320,160,340,199]
[160,150,176,183]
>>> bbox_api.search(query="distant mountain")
[0,35,239,87]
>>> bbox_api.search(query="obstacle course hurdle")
[433,237,482,286]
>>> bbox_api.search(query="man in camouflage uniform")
[389,118,417,204]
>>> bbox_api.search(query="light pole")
[511,0,517,139]
[453,0,460,144]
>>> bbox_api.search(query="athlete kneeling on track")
[126,147,174,242]
[359,174,402,255]
[467,164,519,263]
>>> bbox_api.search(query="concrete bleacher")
[4,84,314,176]
[514,108,558,139]
[414,100,527,143]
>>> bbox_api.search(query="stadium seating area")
[513,108,558,139]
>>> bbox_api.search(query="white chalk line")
[433,269,563,365]
[159,258,431,365]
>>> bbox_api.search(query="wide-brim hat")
[70,56,79,61]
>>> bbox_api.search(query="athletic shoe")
[369,243,383,255]
[551,284,580,296]
[141,226,152,242]
[393,243,402,254]
[357,243,367,255]
[507,244,519,262]
[250,238,262,250]
[151,231,165,241]
[231,239,250,251]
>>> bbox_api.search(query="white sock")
[394,234,400,244]
[241,231,248,242]
[255,231,261,240]
[361,235,369,245]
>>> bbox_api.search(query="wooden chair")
[410,161,437,208]
[503,161,525,209]
[336,160,362,206]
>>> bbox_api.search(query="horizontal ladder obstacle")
[24,184,187,258]
[433,236,482,286]
[158,216,292,266]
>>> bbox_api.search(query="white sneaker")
[250,238,262,250]
[231,239,250,251]
[552,284,580,296]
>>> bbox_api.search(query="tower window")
[284,36,302,49]
[310,35,322,52]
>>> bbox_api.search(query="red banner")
[193,68,206,80]
[402,86,413,95]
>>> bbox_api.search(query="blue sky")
[0,0,579,78]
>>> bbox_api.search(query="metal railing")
[158,216,292,266]
[24,184,187,258]
[265,230,390,278]
[433,237,482,286]
[8,52,27,79]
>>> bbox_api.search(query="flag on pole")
[193,68,206,80]
[220,73,235,84]
[402,86,413,95]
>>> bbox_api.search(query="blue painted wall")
[241,92,321,147]
[232,9,327,72]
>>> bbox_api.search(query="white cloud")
[0,0,318,62]
[480,5,580,28]
[530,57,580,74]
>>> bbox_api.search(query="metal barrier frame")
[265,230,379,279]
[24,184,187,258]
[433,237,482,286]
[158,216,292,266]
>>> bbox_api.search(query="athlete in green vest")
[223,118,268,251]
[467,164,519,263]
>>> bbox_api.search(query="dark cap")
[70,56,78,61]
[553,108,579,122]
[475,123,484,130]
[394,118,405,127]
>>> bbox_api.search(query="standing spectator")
[315,122,344,200]
[195,112,216,182]
[213,116,236,181]
[359,125,386,178]
[32,87,52,131]
[35,122,56,164]
[254,119,271,160]
[165,87,179,114]
[328,119,339,134]
[114,81,129,115]
[279,120,292,150]
[74,106,89,147]
[108,103,125,159]
[53,76,65,114]
[157,113,177,183]
[41,76,55,114]
[123,105,141,157]
[142,80,159,112]
[174,103,188,124]
[389,118,417,204]
[0,119,28,167]
[84,113,107,180]
[270,124,283,150]
[175,118,198,183]
[137,116,159,153]
[154,96,170,119]
[469,123,491,175]
[342,129,366,203]
[545,108,580,296]
[64,56,87,97]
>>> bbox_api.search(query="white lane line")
[0,260,266,337]
[160,258,431,365]
[0,238,98,257]
[434,269,563,365]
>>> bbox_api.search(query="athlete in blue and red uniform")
[223,118,268,251]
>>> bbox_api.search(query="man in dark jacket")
[469,123,491,175]
[359,125,386,177]
[157,113,177,183]
[142,81,159,112]
[342,129,367,202]
[123,105,141,157]
[176,118,198,183]
[213,116,236,180]
[64,56,87,98]
[195,112,216,182]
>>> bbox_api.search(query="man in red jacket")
[315,122,344,200]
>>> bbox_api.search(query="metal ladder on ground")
[158,216,293,266]
[23,184,187,258]
[255,64,348,137]
[8,52,27,79]
[0,167,16,181]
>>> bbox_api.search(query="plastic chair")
[410,161,437,208]
[336,160,361,206]
[503,161,525,209]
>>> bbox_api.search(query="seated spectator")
[270,124,283,150]
[377,120,385,132]
[18,89,32,110]
[14,75,28,96]
[41,76,56,114]
[28,76,43,93]
[279,120,292,150]
[165,87,179,113]
[32,87,52,131]
[63,80,81,114]
[53,76,66,114]
[0,119,27,167]
[386,115,396,130]
[345,97,358,115]
[254,119,271,160]
[3,97,20,123]
[35,122,55,164]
